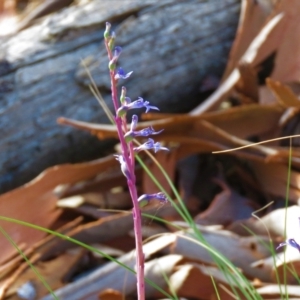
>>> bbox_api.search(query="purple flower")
[115,68,133,80]
[124,97,132,105]
[125,127,163,142]
[276,238,300,252]
[114,154,131,180]
[134,138,169,153]
[117,97,159,117]
[124,115,163,142]
[137,127,163,137]
[113,46,122,59]
[138,192,168,208]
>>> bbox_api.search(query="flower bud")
[108,32,116,50]
[104,22,111,39]
[120,86,126,104]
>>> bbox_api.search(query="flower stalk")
[103,22,168,300]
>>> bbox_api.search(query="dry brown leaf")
[170,263,248,300]
[0,0,19,36]
[222,0,272,80]
[201,104,283,139]
[227,218,272,237]
[33,212,134,260]
[259,85,277,105]
[0,191,60,266]
[0,216,85,297]
[269,0,300,83]
[59,102,284,142]
[33,203,174,261]
[266,250,300,284]
[98,289,123,300]
[142,149,177,197]
[195,178,258,226]
[172,229,272,281]
[41,234,177,300]
[256,284,300,299]
[54,166,128,199]
[57,191,132,218]
[169,264,220,300]
[191,12,284,114]
[235,62,259,102]
[250,250,300,286]
[0,156,116,265]
[251,161,300,201]
[267,78,300,107]
[5,249,87,299]
[193,120,278,158]
[255,205,300,238]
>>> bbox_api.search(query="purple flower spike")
[134,138,169,153]
[114,154,131,180]
[277,238,300,252]
[138,192,168,208]
[115,68,133,80]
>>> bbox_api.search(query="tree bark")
[0,0,240,193]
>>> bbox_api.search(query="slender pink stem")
[104,39,145,300]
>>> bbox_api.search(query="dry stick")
[212,134,300,154]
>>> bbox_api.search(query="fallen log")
[0,0,240,193]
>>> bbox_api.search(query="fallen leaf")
[222,0,272,80]
[267,78,300,107]
[5,249,87,299]
[172,228,272,281]
[195,178,258,226]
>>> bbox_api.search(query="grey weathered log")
[0,0,240,193]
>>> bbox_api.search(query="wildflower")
[104,22,111,39]
[113,46,122,59]
[117,97,159,117]
[134,138,169,153]
[120,86,126,104]
[124,115,163,142]
[115,67,133,80]
[276,238,300,252]
[115,154,131,180]
[130,114,138,131]
[109,46,123,70]
[17,281,36,300]
[108,31,116,50]
[138,192,168,208]
[125,127,163,143]
[124,96,132,105]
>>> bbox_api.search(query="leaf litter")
[3,0,300,299]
